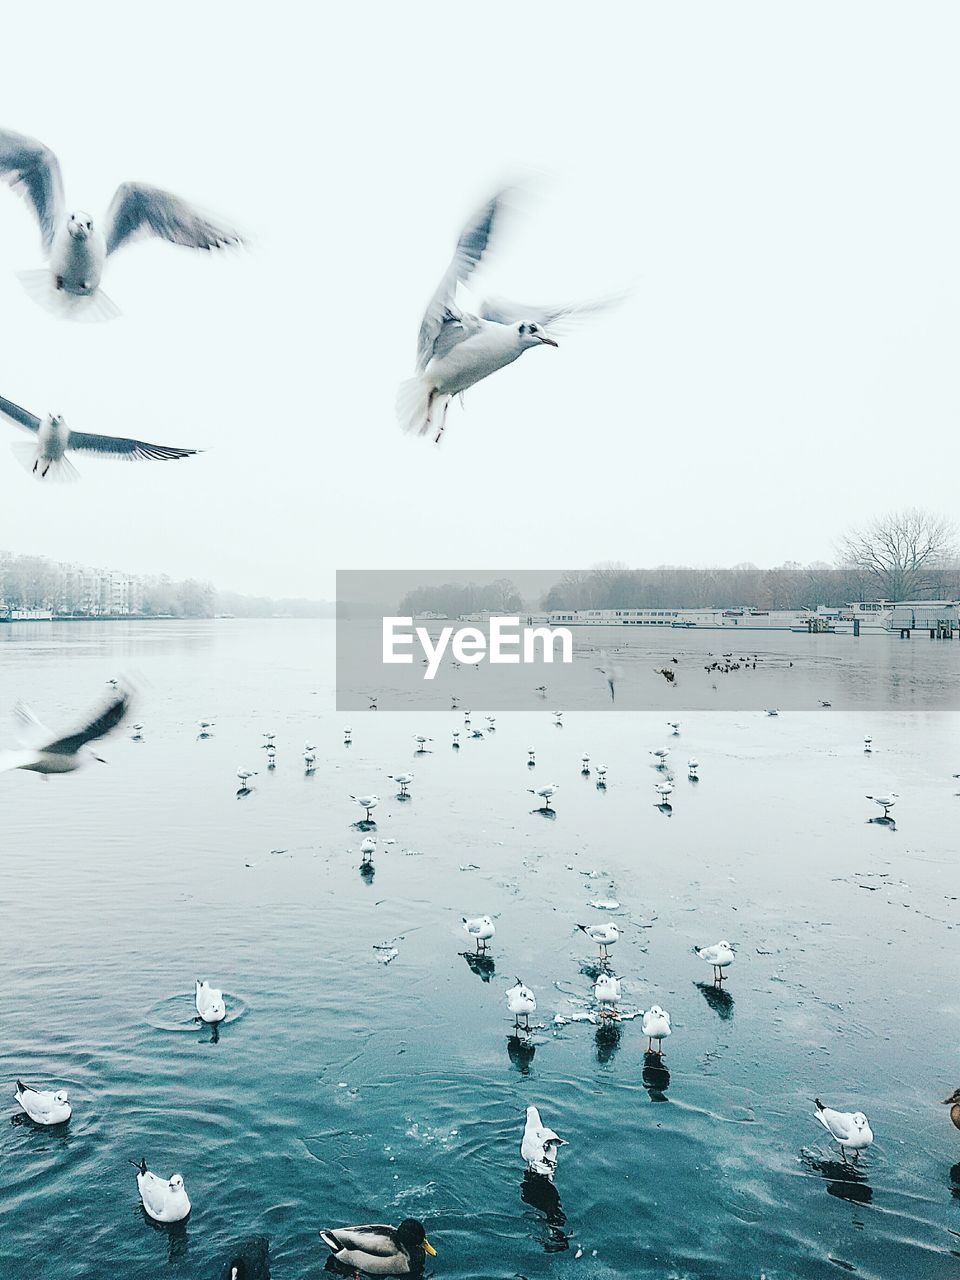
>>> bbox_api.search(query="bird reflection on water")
[642,1051,671,1101]
[695,982,735,1019]
[801,1150,873,1205]
[222,1235,270,1279]
[521,1170,569,1252]
[507,1034,536,1075]
[140,1212,190,1264]
[595,1020,622,1065]
[461,951,496,982]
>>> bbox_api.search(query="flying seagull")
[397,189,619,442]
[0,687,131,776]
[0,392,199,481]
[0,126,243,320]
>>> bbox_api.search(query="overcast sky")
[1,3,957,598]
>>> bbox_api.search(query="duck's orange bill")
[423,1240,437,1256]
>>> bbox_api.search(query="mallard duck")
[319,1220,436,1276]
[943,1089,960,1130]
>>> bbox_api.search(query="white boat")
[0,608,53,623]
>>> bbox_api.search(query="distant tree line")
[398,578,524,617]
[393,510,960,616]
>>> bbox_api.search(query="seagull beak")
[91,753,107,764]
[538,333,559,348]
[422,1241,437,1257]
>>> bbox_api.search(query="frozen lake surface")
[1,620,959,1279]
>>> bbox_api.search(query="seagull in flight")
[0,687,131,776]
[0,126,243,320]
[0,392,200,481]
[397,189,619,443]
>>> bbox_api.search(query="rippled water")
[1,621,959,1279]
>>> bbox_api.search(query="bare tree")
[835,508,958,601]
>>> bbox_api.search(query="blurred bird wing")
[12,701,52,746]
[0,749,37,774]
[0,129,64,250]
[427,308,484,366]
[0,393,42,435]
[44,691,131,755]
[416,191,504,371]
[104,182,243,255]
[66,429,200,462]
[477,290,626,333]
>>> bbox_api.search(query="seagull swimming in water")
[813,1099,874,1161]
[130,1158,191,1223]
[14,1079,71,1125]
[195,979,226,1024]
[397,189,618,443]
[521,1105,567,1180]
[0,688,131,776]
[0,127,243,320]
[0,392,200,481]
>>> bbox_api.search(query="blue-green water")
[1,621,959,1279]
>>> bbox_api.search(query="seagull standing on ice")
[350,794,380,821]
[0,127,243,320]
[866,793,897,819]
[506,978,537,1030]
[528,783,559,809]
[695,940,734,983]
[14,1080,71,1125]
[593,972,622,1019]
[462,914,495,953]
[0,688,131,776]
[577,922,619,961]
[521,1106,567,1180]
[130,1159,191,1223]
[0,393,200,482]
[397,190,618,443]
[389,772,414,796]
[641,1005,672,1054]
[813,1100,874,1161]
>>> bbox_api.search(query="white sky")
[0,2,957,598]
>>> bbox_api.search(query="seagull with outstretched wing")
[0,392,200,481]
[0,126,243,320]
[397,189,620,443]
[0,688,132,776]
